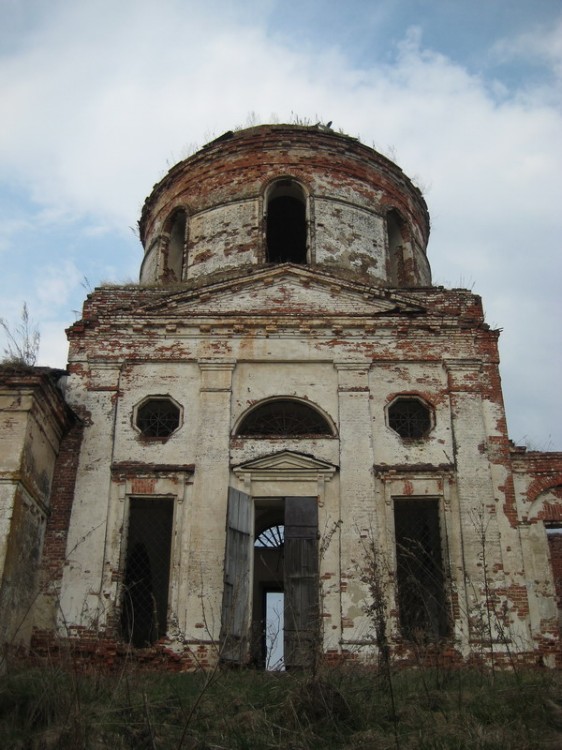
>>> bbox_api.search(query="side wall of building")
[0,369,74,657]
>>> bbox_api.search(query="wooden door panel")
[220,488,251,663]
[284,497,319,668]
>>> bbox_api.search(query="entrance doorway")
[221,490,318,668]
[394,498,449,640]
[121,497,174,647]
[253,501,285,668]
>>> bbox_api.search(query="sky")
[0,0,561,449]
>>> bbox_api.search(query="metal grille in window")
[237,400,332,437]
[255,524,284,548]
[121,498,174,648]
[388,398,431,439]
[137,399,180,438]
[394,499,449,641]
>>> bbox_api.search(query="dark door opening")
[121,497,174,648]
[394,498,449,641]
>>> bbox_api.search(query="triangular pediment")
[233,450,338,480]
[137,265,426,319]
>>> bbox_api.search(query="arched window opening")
[266,181,307,264]
[387,209,405,285]
[237,399,333,437]
[164,209,187,281]
[255,524,285,548]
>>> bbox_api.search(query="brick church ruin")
[1,124,561,669]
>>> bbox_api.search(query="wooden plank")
[284,497,319,668]
[220,488,251,663]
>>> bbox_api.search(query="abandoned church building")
[1,124,562,670]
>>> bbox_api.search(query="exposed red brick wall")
[30,631,219,672]
[39,416,84,584]
[139,125,430,249]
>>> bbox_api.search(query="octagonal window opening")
[387,396,432,440]
[236,398,334,438]
[135,397,182,439]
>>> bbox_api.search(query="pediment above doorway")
[232,450,338,483]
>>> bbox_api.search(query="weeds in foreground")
[0,665,559,749]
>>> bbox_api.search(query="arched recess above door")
[234,398,336,438]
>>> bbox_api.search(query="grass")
[0,664,560,749]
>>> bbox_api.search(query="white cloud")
[0,1,560,446]
[34,259,83,310]
[491,15,562,78]
[36,319,74,369]
[0,216,33,253]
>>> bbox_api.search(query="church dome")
[139,124,431,287]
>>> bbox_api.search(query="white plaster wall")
[369,361,454,467]
[139,241,159,283]
[519,521,559,661]
[57,370,120,633]
[188,201,259,279]
[314,199,386,281]
[0,382,68,650]
[0,393,28,473]
[0,396,28,584]
[113,362,201,464]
